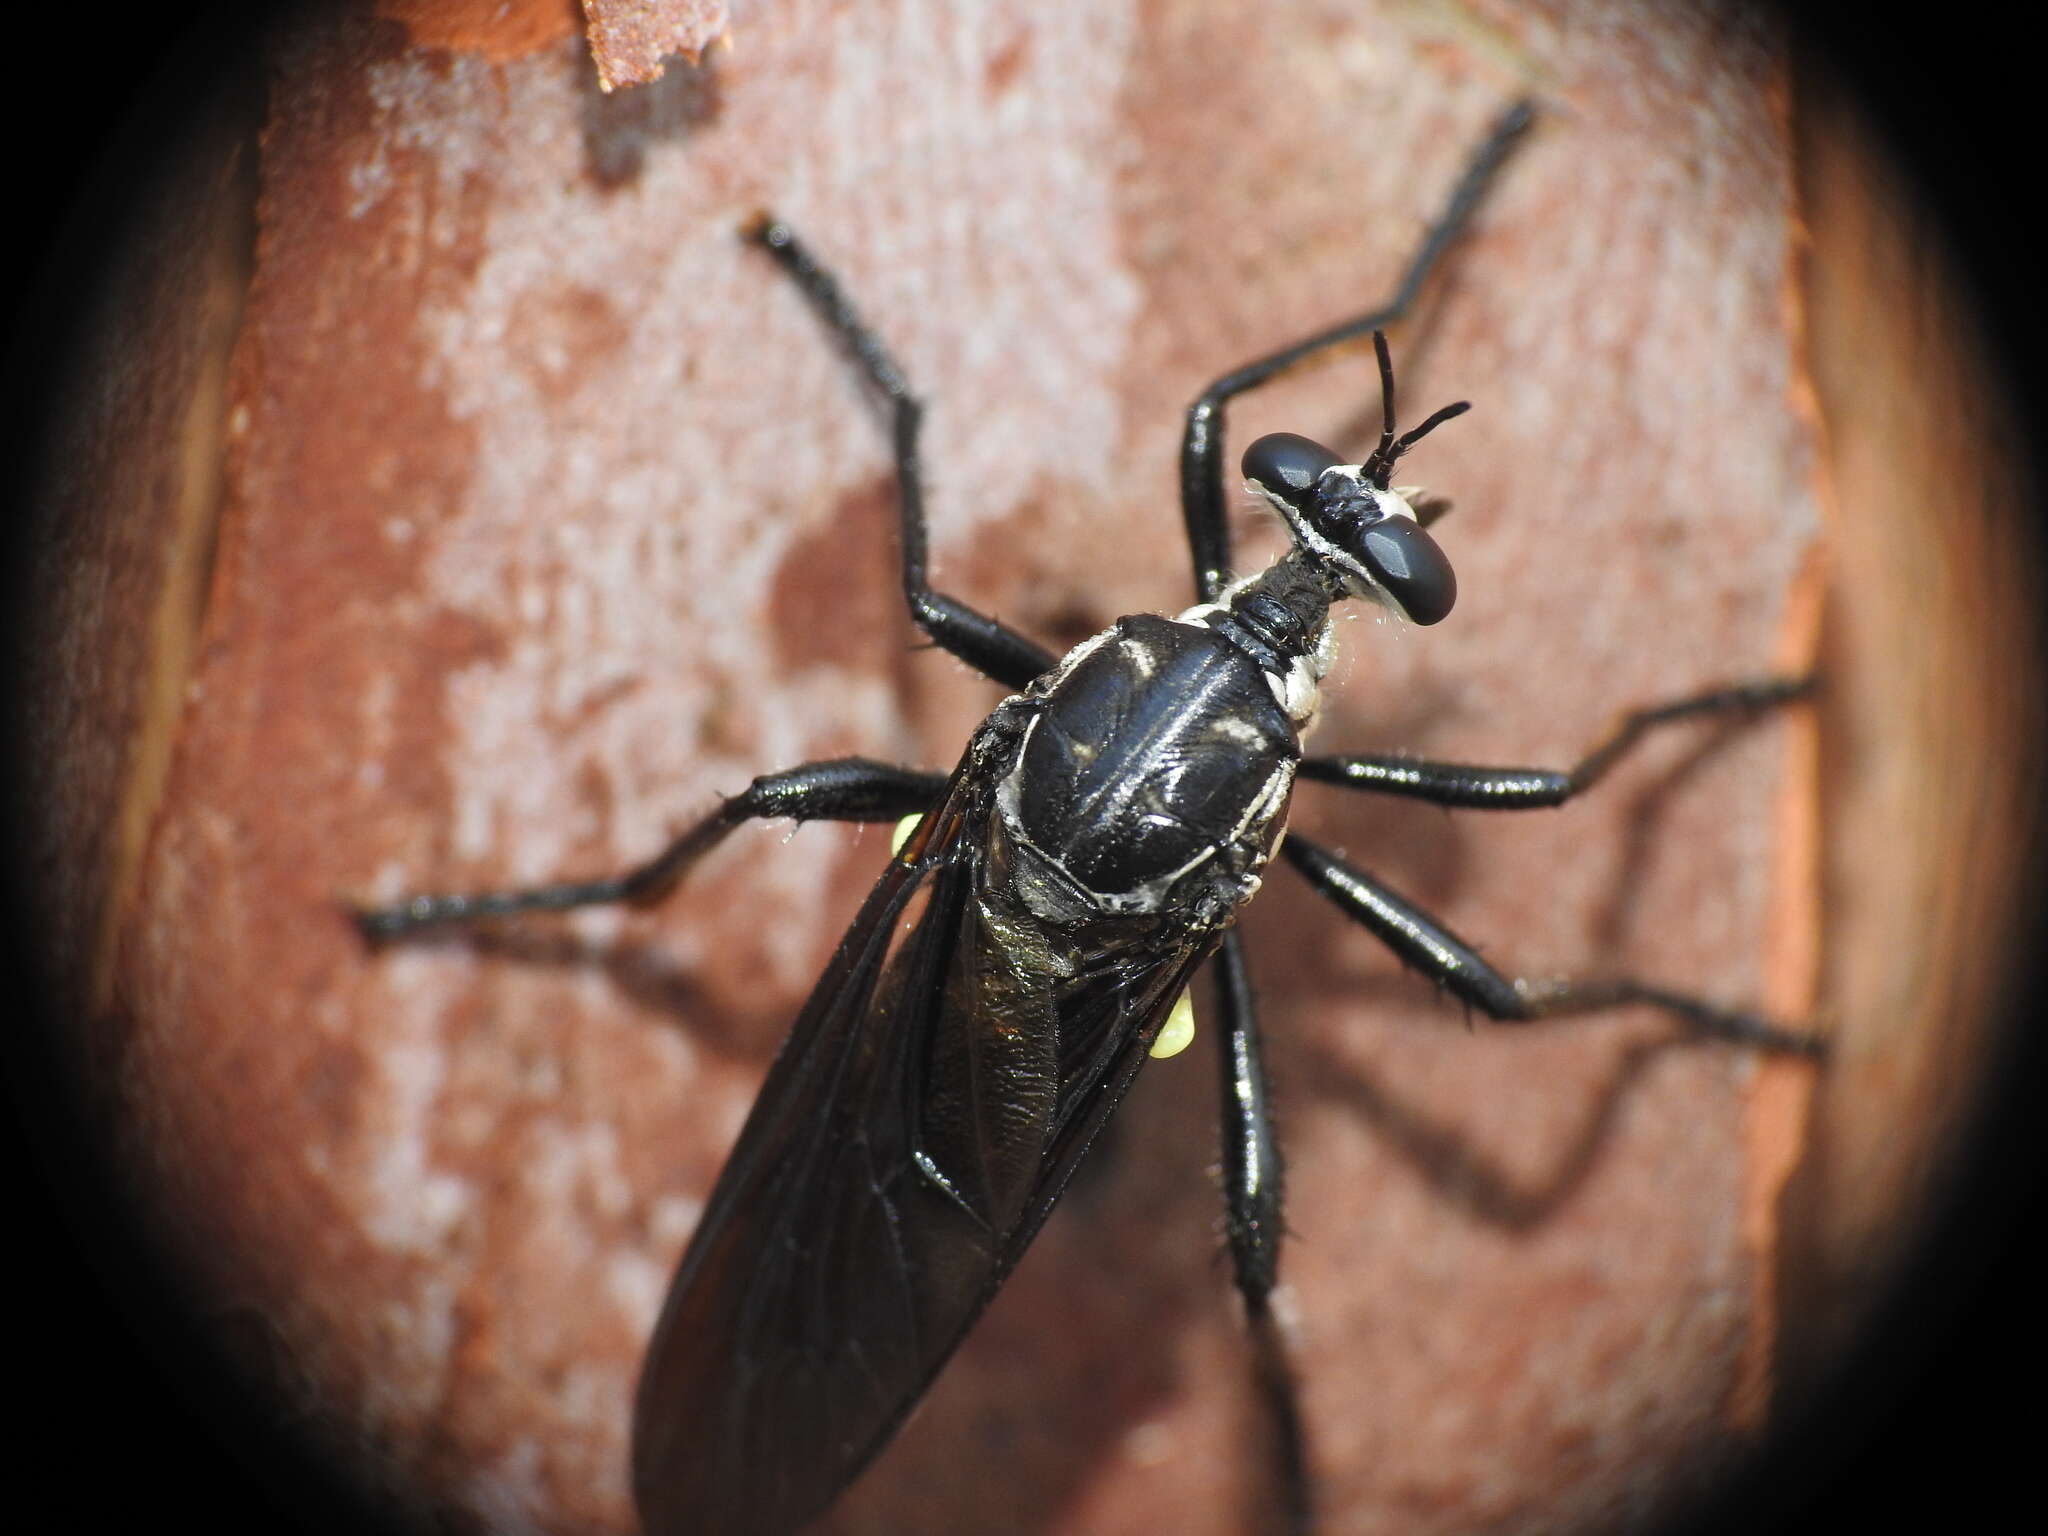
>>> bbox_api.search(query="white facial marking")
[1248,465,1431,616]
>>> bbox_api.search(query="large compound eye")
[1242,433,1342,513]
[1359,517,1457,624]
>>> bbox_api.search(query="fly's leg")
[1178,98,1535,606]
[1215,935,1284,1309]
[1281,833,1827,1055]
[1301,676,1813,807]
[1181,99,1536,1534]
[1212,932,1313,1535]
[748,217,1057,692]
[1251,685,1821,1532]
[1293,677,1822,1040]
[351,759,947,940]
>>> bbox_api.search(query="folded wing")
[633,752,1220,1534]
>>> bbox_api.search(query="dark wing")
[632,751,1218,1536]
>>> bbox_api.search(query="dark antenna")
[1366,330,1400,485]
[1376,400,1472,487]
[1362,331,1471,489]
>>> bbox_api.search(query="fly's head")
[1240,332,1465,626]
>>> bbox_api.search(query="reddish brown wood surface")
[1777,54,2042,1397]
[23,2,2029,1533]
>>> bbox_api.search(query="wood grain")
[22,2,2028,1532]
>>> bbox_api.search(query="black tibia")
[1282,834,1826,1056]
[1301,676,1814,809]
[1214,933,1314,1534]
[1213,932,1284,1309]
[748,217,1058,692]
[1178,99,1536,605]
[1173,102,1535,1534]
[351,759,947,941]
[1249,1299,1313,1536]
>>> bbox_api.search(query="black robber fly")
[355,98,1824,1536]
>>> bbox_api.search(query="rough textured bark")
[19,2,2029,1534]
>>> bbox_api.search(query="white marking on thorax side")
[1170,593,1328,735]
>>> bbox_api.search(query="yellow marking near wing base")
[890,813,923,858]
[1150,989,1196,1058]
[893,808,1193,1058]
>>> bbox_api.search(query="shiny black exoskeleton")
[353,98,1823,1536]
[1001,613,1301,924]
